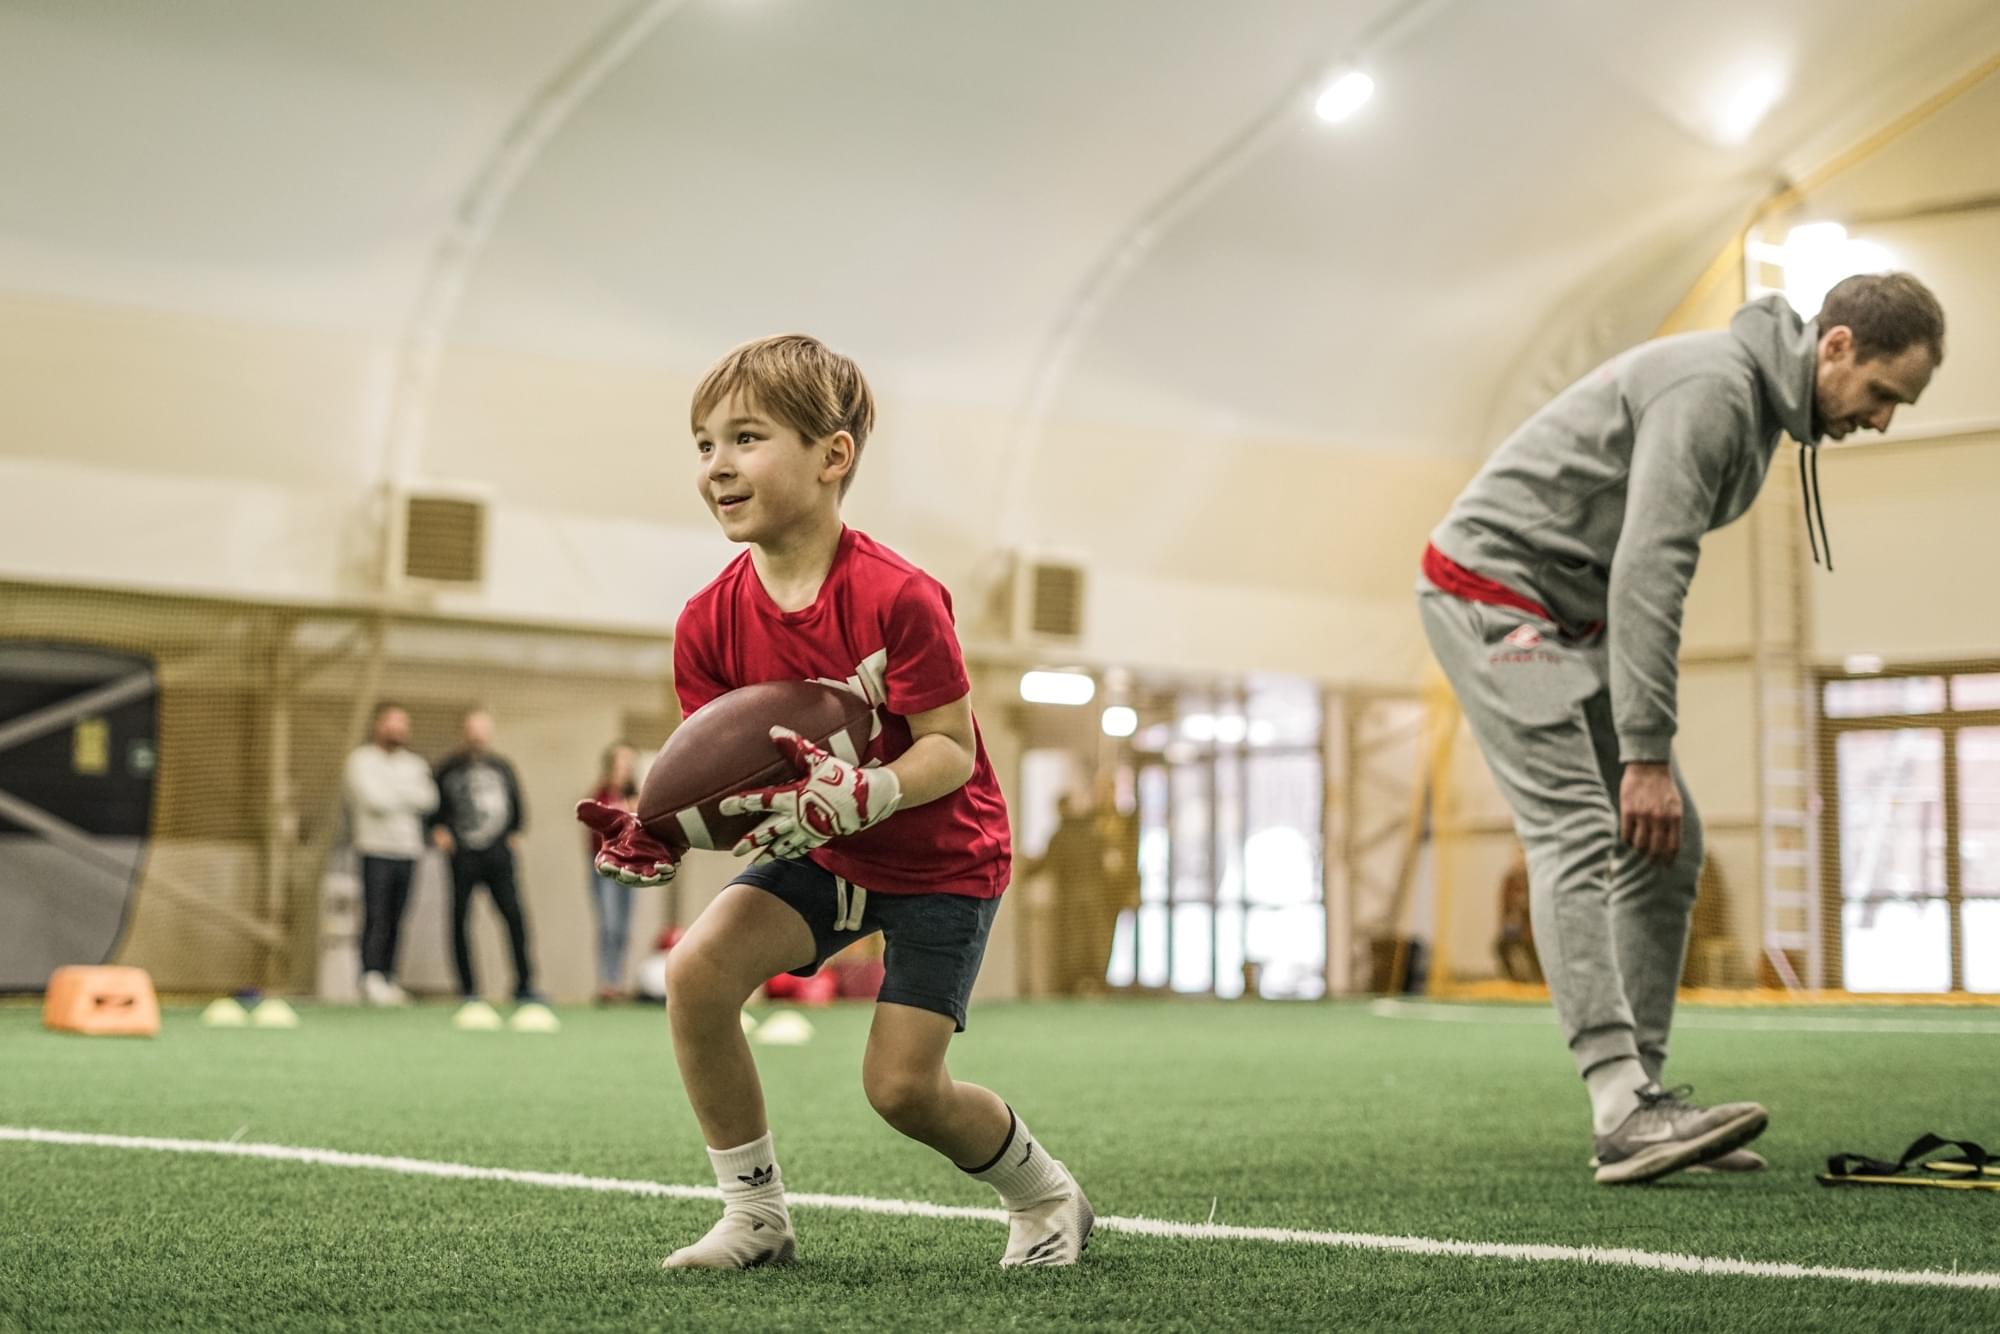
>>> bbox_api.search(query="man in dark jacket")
[431,709,539,1003]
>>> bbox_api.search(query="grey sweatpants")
[1418,582,1701,1080]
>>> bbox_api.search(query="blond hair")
[691,334,877,496]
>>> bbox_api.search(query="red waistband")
[1421,543,1556,621]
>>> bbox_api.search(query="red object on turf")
[639,680,878,853]
[762,970,839,1005]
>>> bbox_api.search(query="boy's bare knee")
[864,1067,944,1134]
[666,946,744,1012]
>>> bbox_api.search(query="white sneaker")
[1000,1164,1093,1267]
[384,979,412,1007]
[361,971,396,1007]
[661,1207,796,1270]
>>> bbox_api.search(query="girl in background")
[585,743,640,1004]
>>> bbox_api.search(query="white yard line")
[5,1125,1996,1292]
[1369,997,2000,1035]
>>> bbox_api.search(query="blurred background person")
[1019,782,1136,996]
[584,741,641,1004]
[431,709,538,1006]
[1495,846,1542,984]
[344,702,437,1006]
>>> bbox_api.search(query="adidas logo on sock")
[737,1165,776,1188]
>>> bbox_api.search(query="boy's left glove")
[721,726,902,862]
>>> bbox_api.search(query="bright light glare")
[1180,713,1217,742]
[1778,222,1898,318]
[1019,670,1095,706]
[1215,715,1249,746]
[1314,70,1374,124]
[1715,69,1784,145]
[1844,653,1885,675]
[1100,705,1138,738]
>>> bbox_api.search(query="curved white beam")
[371,0,688,586]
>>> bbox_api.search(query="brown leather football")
[638,680,880,852]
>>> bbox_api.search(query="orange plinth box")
[43,965,161,1037]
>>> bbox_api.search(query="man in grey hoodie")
[1418,273,1945,1184]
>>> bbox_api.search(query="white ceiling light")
[1215,715,1249,745]
[1180,713,1217,742]
[1713,68,1784,145]
[1314,70,1374,124]
[1100,705,1138,738]
[1844,654,1885,675]
[1020,670,1095,706]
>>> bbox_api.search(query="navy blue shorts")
[730,857,1002,1032]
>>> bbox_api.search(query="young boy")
[576,334,1092,1270]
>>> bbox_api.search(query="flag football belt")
[1818,1133,2000,1190]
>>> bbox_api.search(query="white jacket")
[344,744,439,858]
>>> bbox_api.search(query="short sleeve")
[883,576,971,717]
[672,604,732,721]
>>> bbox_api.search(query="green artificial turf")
[4,998,1997,1332]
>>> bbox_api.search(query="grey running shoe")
[1593,1085,1768,1185]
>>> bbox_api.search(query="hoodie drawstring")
[1799,443,1834,571]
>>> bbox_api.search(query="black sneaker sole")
[1594,1107,1769,1185]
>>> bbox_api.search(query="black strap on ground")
[1819,1133,2000,1189]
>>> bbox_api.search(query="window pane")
[1215,904,1246,998]
[1964,901,2000,993]
[1246,904,1327,999]
[1138,767,1169,904]
[1244,674,1322,748]
[1962,727,2000,897]
[1215,751,1244,905]
[1824,676,1945,718]
[1106,910,1137,988]
[1135,905,1169,989]
[1171,764,1212,904]
[1170,903,1213,993]
[1837,730,1944,900]
[1954,674,2000,712]
[1245,753,1323,908]
[1841,898,1951,992]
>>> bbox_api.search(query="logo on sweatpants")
[1489,622,1561,666]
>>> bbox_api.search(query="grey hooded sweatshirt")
[1429,294,1819,764]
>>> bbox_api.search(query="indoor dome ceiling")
[3,0,1997,457]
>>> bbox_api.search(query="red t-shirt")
[672,527,1012,899]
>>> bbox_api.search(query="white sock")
[964,1108,1067,1210]
[1585,1058,1649,1135]
[708,1133,789,1227]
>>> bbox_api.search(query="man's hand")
[720,726,902,863]
[431,827,455,854]
[1619,762,1682,865]
[576,799,679,886]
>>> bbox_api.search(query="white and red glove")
[575,799,680,886]
[721,726,902,863]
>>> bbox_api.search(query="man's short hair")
[1816,272,1945,364]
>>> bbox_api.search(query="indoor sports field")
[6,997,1998,1332]
[8,4,2000,1333]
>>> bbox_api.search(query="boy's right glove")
[576,800,680,886]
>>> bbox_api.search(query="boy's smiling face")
[693,391,850,545]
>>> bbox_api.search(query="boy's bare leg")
[863,1002,1093,1267]
[659,884,816,1270]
